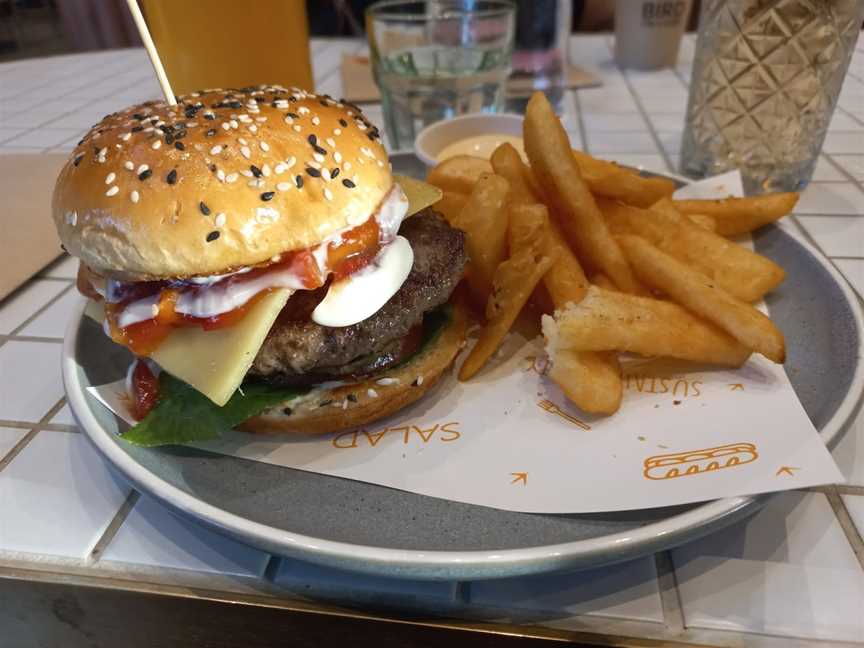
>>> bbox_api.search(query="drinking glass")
[142,0,313,96]
[366,0,516,150]
[680,0,864,193]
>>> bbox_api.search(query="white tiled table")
[1,36,863,647]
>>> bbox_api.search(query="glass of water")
[366,0,516,150]
[680,0,864,193]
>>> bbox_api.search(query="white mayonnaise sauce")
[109,184,411,326]
[311,235,413,327]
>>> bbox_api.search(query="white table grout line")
[0,397,66,473]
[654,551,685,632]
[823,487,864,572]
[0,282,75,352]
[88,489,140,563]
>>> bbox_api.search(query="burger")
[53,86,467,443]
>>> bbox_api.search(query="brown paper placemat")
[340,54,602,104]
[0,154,67,300]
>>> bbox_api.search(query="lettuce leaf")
[121,374,305,447]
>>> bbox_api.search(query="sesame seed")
[130,190,139,203]
[240,146,251,159]
[221,122,230,131]
[376,377,398,386]
[307,134,317,146]
[339,119,348,127]
[105,185,119,196]
[285,156,296,168]
[260,141,269,152]
[260,191,275,201]
[322,168,331,181]
[334,151,343,164]
[73,154,84,166]
[215,213,226,227]
[200,201,211,215]
[98,147,108,157]
[225,173,238,183]
[331,168,340,178]
[249,124,258,133]
[342,178,356,188]
[238,137,248,146]
[120,132,131,141]
[312,116,320,125]
[250,164,262,178]
[293,125,301,132]
[206,231,220,242]
[262,164,271,177]
[324,187,333,201]
[298,106,310,115]
[416,375,424,385]
[367,388,378,398]
[105,172,116,185]
[274,162,286,174]
[151,140,162,150]
[306,167,320,177]
[344,161,352,171]
[283,115,293,125]
[166,169,177,184]
[209,145,223,155]
[206,128,217,137]
[333,128,342,136]
[124,160,134,170]
[276,182,291,191]
[308,159,321,169]
[361,146,374,158]
[216,168,225,182]
[138,169,152,180]
[230,119,239,129]
[326,137,336,148]
[295,175,304,188]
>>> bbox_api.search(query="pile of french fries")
[427,91,800,416]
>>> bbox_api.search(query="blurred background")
[0,0,705,61]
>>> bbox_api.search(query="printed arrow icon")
[510,472,528,485]
[728,383,744,391]
[776,466,799,477]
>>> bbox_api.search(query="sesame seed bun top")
[52,86,391,281]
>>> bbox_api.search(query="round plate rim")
[63,188,864,580]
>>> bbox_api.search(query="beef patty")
[249,209,467,385]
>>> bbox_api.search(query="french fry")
[673,193,799,236]
[618,235,786,363]
[426,155,493,194]
[450,173,511,301]
[490,143,540,204]
[544,219,589,308]
[435,191,468,225]
[687,212,717,231]
[571,150,676,207]
[591,273,617,291]
[601,197,785,303]
[523,92,640,294]
[549,286,752,367]
[546,346,623,415]
[460,205,556,380]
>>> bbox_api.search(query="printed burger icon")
[643,442,758,480]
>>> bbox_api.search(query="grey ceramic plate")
[63,156,864,580]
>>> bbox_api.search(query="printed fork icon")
[538,399,591,430]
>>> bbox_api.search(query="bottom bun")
[240,303,467,435]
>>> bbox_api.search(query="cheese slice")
[150,288,292,406]
[395,174,442,216]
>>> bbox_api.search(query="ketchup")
[92,217,383,357]
[130,361,159,420]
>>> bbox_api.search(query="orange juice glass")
[142,0,314,96]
